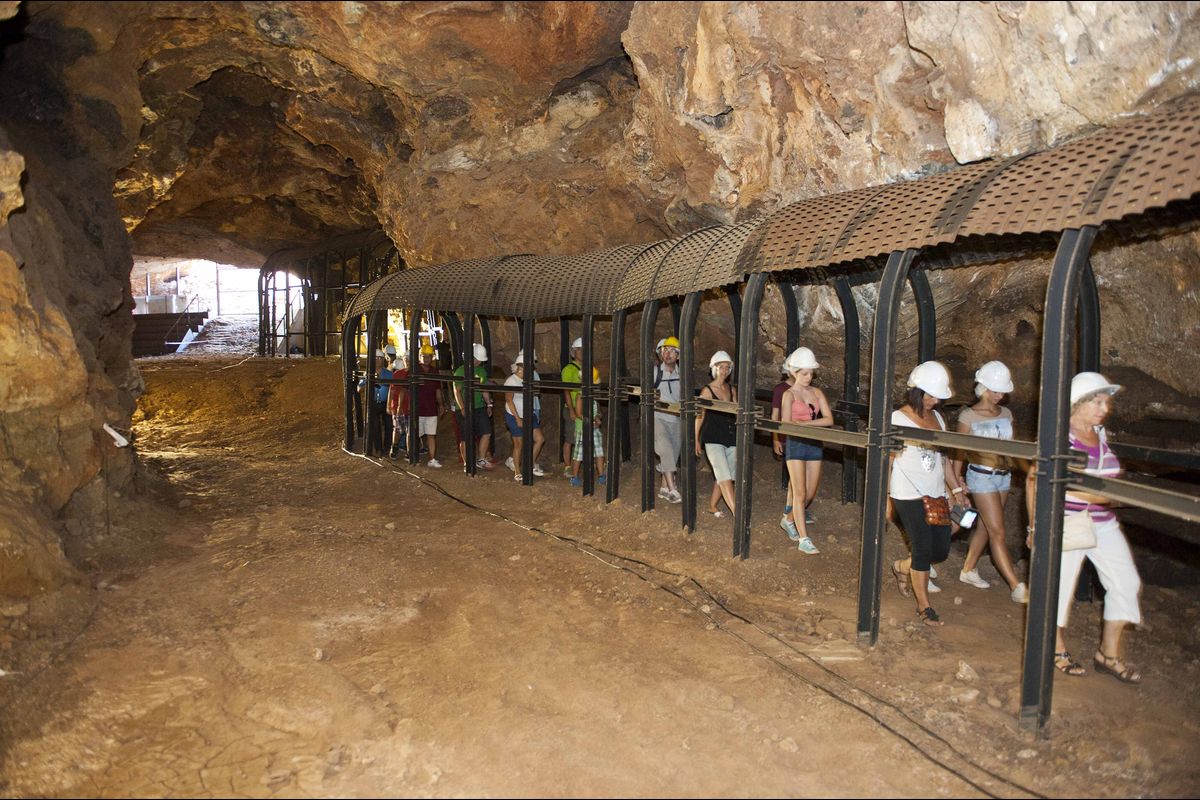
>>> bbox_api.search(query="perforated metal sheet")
[610,237,689,310]
[346,96,1200,321]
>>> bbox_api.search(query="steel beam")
[408,310,421,464]
[639,299,661,511]
[1020,225,1098,736]
[582,315,596,496]
[1078,260,1101,372]
[908,269,936,363]
[605,311,626,502]
[520,318,535,486]
[679,292,702,532]
[857,249,918,643]
[733,273,768,559]
[463,313,477,476]
[835,277,862,504]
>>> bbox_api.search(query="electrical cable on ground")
[345,447,1047,799]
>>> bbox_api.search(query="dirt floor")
[1,356,1198,797]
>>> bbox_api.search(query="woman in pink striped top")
[1028,372,1143,684]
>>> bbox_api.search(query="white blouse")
[889,408,948,500]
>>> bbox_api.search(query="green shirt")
[453,364,489,410]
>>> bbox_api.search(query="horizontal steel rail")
[1109,442,1200,472]
[1066,469,1200,523]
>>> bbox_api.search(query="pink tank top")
[791,396,813,422]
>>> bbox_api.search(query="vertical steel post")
[726,285,743,365]
[342,316,358,450]
[284,269,292,358]
[669,296,682,333]
[582,315,596,496]
[560,317,571,467]
[408,309,421,464]
[908,269,936,363]
[733,273,768,558]
[856,249,918,643]
[781,281,801,489]
[679,292,702,532]
[521,317,535,486]
[619,318,632,464]
[1020,226,1098,736]
[835,277,862,504]
[364,310,382,456]
[1078,260,1101,372]
[639,300,661,512]
[605,310,626,502]
[463,313,477,476]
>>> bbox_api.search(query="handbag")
[1062,511,1097,551]
[922,495,951,526]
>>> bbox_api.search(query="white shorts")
[1057,515,1142,628]
[418,416,438,436]
[654,416,681,474]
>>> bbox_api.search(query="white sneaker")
[532,464,545,477]
[668,489,682,504]
[514,473,523,482]
[929,565,938,579]
[505,456,515,472]
[658,486,672,499]
[427,458,442,469]
[959,569,991,590]
[928,580,942,593]
[1011,582,1029,603]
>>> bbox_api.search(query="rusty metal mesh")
[347,96,1200,319]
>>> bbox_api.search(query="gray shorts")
[654,416,681,474]
[704,443,737,483]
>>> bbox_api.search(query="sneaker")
[427,458,442,469]
[505,456,515,472]
[779,516,801,542]
[797,537,820,555]
[1011,582,1029,604]
[563,465,574,477]
[929,565,938,579]
[569,476,582,488]
[659,486,672,500]
[804,510,816,525]
[514,473,523,482]
[928,579,942,593]
[959,569,991,590]
[476,458,495,471]
[531,464,545,477]
[668,489,682,504]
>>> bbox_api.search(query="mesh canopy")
[347,95,1200,320]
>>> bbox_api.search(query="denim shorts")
[966,465,1011,494]
[505,411,540,438]
[785,437,823,462]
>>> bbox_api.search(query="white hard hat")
[512,349,536,371]
[1070,372,1122,406]
[784,346,819,371]
[974,360,1014,395]
[709,350,733,378]
[907,360,952,400]
[472,342,488,361]
[571,337,583,351]
[383,344,397,356]
[374,349,386,358]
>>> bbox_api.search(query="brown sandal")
[892,560,912,598]
[1094,652,1142,685]
[917,607,943,627]
[1054,651,1087,677]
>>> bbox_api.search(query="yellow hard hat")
[660,335,680,351]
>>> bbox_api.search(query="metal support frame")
[856,249,918,643]
[1078,260,1101,372]
[342,315,359,450]
[364,310,384,455]
[560,317,571,464]
[679,292,702,532]
[780,281,801,490]
[582,315,597,496]
[520,318,536,486]
[733,273,769,559]
[726,285,743,364]
[1020,225,1099,736]
[463,313,478,476]
[407,309,421,464]
[669,297,682,333]
[618,319,632,464]
[834,277,862,504]
[639,299,661,511]
[605,312,626,502]
[908,269,936,363]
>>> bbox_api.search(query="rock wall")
[1,1,1200,595]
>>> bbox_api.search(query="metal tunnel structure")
[338,94,1200,735]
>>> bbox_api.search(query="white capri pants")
[1057,515,1142,628]
[654,416,681,474]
